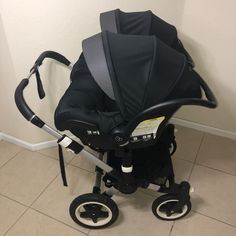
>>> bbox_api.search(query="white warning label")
[131,116,165,138]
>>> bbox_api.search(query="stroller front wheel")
[152,194,191,221]
[69,193,119,229]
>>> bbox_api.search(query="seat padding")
[54,54,123,134]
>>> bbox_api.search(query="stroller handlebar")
[15,51,72,130]
[30,51,72,100]
[33,50,71,67]
[15,79,34,121]
[15,78,45,128]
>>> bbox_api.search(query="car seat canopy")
[82,31,192,120]
[100,9,195,66]
[100,9,178,47]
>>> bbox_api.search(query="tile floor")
[0,125,236,236]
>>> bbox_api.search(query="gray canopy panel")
[82,33,115,100]
[100,10,118,33]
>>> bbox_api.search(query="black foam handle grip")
[35,51,71,66]
[15,79,35,121]
[15,79,45,128]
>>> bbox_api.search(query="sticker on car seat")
[131,116,165,138]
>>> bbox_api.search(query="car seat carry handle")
[197,73,217,107]
[112,75,217,144]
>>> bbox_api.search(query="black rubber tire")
[152,194,191,221]
[69,193,119,229]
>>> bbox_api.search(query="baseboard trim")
[171,118,236,140]
[1,133,57,151]
[1,119,235,151]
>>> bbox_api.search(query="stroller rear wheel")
[152,194,191,221]
[69,193,119,229]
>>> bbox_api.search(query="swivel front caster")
[152,194,191,220]
[69,193,119,229]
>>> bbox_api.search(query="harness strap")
[35,68,46,99]
[58,144,68,186]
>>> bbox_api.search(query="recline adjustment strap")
[58,144,68,186]
[57,135,84,186]
[35,68,46,99]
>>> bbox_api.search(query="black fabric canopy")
[82,31,201,120]
[101,9,177,48]
[100,9,194,65]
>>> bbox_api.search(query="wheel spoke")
[80,211,90,218]
[91,215,98,223]
[160,202,177,216]
[99,210,109,218]
[84,204,94,211]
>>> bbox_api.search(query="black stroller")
[15,10,217,229]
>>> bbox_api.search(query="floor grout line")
[35,150,73,163]
[177,155,236,178]
[192,210,236,229]
[174,156,195,164]
[0,183,88,236]
[0,149,23,170]
[30,208,89,235]
[69,163,95,174]
[168,221,175,236]
[194,163,236,177]
[36,148,95,174]
[0,193,29,208]
[3,207,29,236]
[187,133,205,181]
[29,173,61,207]
[37,150,76,163]
[194,132,205,164]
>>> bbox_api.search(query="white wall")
[0,0,235,143]
[175,0,236,132]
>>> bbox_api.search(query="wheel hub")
[80,204,109,223]
[159,202,183,216]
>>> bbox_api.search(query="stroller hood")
[82,31,188,120]
[100,9,178,47]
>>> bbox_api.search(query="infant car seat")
[55,31,201,150]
